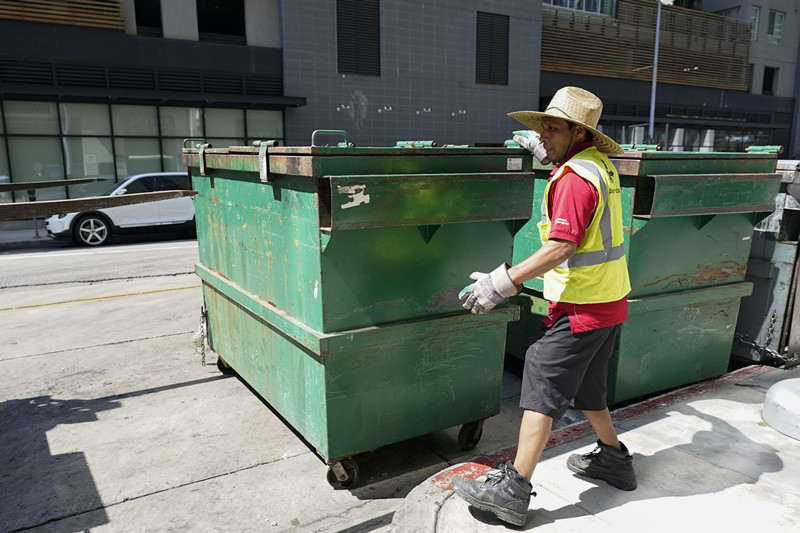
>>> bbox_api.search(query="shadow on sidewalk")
[468,402,783,530]
[0,375,230,532]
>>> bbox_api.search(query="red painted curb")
[434,364,773,489]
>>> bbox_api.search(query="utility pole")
[648,0,662,142]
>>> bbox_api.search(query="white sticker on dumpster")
[507,158,523,171]
[338,184,370,209]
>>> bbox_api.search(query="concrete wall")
[162,0,199,41]
[245,0,280,48]
[280,0,541,147]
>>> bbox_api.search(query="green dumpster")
[507,150,782,403]
[183,134,534,486]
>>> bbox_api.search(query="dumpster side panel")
[201,282,330,458]
[322,311,514,462]
[320,221,515,332]
[608,283,752,403]
[627,213,756,297]
[192,169,324,329]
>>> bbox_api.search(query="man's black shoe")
[566,439,637,490]
[451,461,535,526]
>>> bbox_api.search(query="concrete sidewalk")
[391,364,800,532]
[0,219,59,250]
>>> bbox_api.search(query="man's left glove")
[459,264,521,314]
[513,130,550,164]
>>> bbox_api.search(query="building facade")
[0,0,797,206]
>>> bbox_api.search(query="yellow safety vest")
[538,147,631,303]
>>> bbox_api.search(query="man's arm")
[508,239,577,286]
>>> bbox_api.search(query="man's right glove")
[513,130,550,164]
[459,264,521,314]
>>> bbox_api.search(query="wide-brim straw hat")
[509,86,623,154]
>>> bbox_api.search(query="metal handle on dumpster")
[183,138,208,150]
[312,130,350,147]
[257,140,280,183]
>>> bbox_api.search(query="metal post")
[648,0,662,142]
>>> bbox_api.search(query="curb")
[390,364,774,532]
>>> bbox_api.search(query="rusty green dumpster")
[183,134,534,486]
[506,150,781,403]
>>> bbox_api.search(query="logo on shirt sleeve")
[554,217,570,227]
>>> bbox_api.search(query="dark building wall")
[280,0,542,147]
[0,19,289,107]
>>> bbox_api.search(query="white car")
[46,172,195,246]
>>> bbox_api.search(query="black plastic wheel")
[216,357,235,375]
[326,458,359,489]
[458,420,484,451]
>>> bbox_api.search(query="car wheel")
[73,215,111,246]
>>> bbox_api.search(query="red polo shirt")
[542,142,628,333]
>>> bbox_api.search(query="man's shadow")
[467,402,783,529]
[0,395,119,532]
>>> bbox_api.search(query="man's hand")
[459,264,521,314]
[513,130,550,164]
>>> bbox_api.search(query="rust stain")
[691,261,745,285]
[643,273,690,290]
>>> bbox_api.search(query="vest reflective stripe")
[557,161,626,268]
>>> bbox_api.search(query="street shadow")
[0,376,229,533]
[0,395,117,533]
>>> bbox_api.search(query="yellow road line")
[0,284,201,312]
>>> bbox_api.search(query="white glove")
[513,130,550,164]
[459,264,520,314]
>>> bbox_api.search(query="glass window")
[246,109,283,140]
[62,137,114,182]
[123,175,157,194]
[156,174,190,191]
[763,66,778,95]
[716,7,739,19]
[160,106,203,137]
[543,0,616,16]
[197,0,246,44]
[115,137,162,178]
[59,103,111,135]
[0,142,10,204]
[204,108,245,138]
[112,105,159,136]
[7,136,65,201]
[767,10,784,44]
[136,0,163,37]
[4,101,60,134]
[750,7,759,40]
[161,138,187,172]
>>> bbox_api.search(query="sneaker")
[566,439,637,490]
[451,461,535,526]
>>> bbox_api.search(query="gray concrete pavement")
[3,229,800,533]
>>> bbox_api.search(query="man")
[453,86,636,527]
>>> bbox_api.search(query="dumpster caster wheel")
[458,420,484,451]
[216,357,235,375]
[327,458,359,489]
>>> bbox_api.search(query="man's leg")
[582,408,620,449]
[513,409,553,481]
[568,407,636,490]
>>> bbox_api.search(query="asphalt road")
[0,238,525,532]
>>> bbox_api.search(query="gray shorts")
[519,313,621,422]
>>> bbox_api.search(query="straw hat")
[509,86,623,154]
